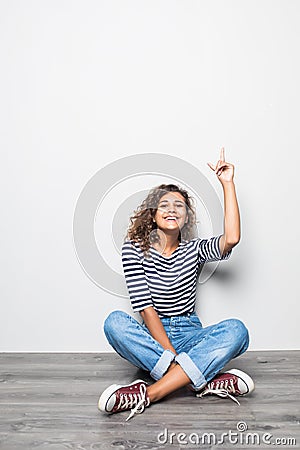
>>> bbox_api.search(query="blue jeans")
[103,310,249,390]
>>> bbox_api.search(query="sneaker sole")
[98,379,147,413]
[226,369,255,394]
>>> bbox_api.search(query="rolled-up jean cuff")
[150,349,176,380]
[175,352,207,390]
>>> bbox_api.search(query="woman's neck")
[163,235,179,251]
[154,231,180,256]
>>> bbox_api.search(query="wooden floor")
[0,351,299,450]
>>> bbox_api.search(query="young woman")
[98,149,254,421]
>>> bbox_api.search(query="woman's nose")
[167,205,176,213]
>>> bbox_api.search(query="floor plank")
[0,351,299,449]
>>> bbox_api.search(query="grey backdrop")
[1,0,299,351]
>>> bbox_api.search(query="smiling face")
[154,191,188,235]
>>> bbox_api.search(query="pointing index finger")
[220,147,225,161]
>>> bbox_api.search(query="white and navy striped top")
[122,235,232,317]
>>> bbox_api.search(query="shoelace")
[196,377,240,406]
[113,383,148,422]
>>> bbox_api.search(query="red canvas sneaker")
[196,369,255,405]
[98,379,150,421]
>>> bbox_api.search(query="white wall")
[1,0,299,351]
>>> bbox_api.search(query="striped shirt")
[121,235,232,317]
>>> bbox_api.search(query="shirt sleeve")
[121,240,153,313]
[197,234,232,263]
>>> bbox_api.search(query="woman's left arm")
[207,148,241,256]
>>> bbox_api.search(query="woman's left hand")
[207,147,234,184]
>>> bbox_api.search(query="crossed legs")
[103,310,249,403]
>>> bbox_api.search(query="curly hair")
[126,184,197,255]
